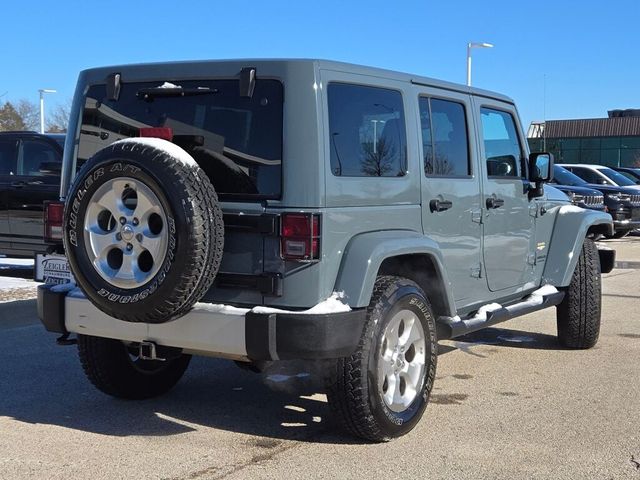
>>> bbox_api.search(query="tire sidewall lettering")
[368,287,437,433]
[66,158,178,306]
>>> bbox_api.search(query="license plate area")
[35,254,75,284]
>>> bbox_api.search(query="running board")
[437,291,565,340]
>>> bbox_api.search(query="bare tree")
[14,99,39,131]
[361,137,397,176]
[425,149,455,176]
[47,100,71,133]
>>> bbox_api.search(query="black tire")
[77,334,191,399]
[64,138,223,323]
[556,238,601,349]
[325,276,437,442]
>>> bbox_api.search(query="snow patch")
[192,303,250,316]
[251,292,351,315]
[112,137,198,167]
[157,81,181,89]
[0,257,34,268]
[0,277,36,291]
[193,293,351,317]
[507,284,559,310]
[472,303,503,321]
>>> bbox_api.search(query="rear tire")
[77,335,191,399]
[325,276,437,442]
[556,238,601,349]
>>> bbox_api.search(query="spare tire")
[64,138,223,323]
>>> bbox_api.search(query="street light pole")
[466,42,494,86]
[371,120,386,154]
[38,89,56,134]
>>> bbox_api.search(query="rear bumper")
[37,284,366,361]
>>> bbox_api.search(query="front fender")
[543,206,613,286]
[334,230,455,313]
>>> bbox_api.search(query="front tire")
[326,276,437,442]
[77,335,191,399]
[556,238,601,349]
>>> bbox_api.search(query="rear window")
[78,79,283,199]
[328,83,406,177]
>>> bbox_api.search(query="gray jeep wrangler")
[37,59,615,442]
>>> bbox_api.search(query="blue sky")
[2,0,637,128]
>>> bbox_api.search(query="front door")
[416,89,484,308]
[476,102,534,292]
[8,138,62,249]
[0,138,18,249]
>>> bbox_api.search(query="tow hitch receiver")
[139,341,166,361]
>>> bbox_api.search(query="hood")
[582,184,640,195]
[553,184,603,197]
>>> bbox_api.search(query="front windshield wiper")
[137,86,219,101]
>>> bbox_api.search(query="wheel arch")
[333,230,455,317]
[543,206,613,286]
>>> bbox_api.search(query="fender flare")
[333,230,455,314]
[542,206,613,286]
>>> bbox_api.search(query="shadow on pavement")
[2,307,568,444]
[450,327,565,351]
[0,323,374,444]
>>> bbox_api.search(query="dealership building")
[527,109,640,167]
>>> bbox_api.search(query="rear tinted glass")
[328,83,406,177]
[79,79,283,199]
[0,139,17,175]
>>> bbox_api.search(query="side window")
[18,140,62,177]
[571,167,598,184]
[419,97,470,176]
[328,83,406,177]
[480,108,522,178]
[0,139,18,175]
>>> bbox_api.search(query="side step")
[437,291,565,340]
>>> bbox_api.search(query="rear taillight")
[139,127,173,141]
[44,201,64,243]
[281,213,320,261]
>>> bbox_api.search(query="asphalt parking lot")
[1,239,639,480]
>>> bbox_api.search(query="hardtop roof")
[79,58,515,104]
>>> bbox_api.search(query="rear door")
[415,88,485,308]
[0,137,18,251]
[77,77,285,305]
[476,101,535,292]
[8,138,62,251]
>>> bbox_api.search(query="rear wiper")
[137,86,218,101]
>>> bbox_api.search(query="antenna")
[543,74,547,152]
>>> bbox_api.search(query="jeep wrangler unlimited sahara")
[37,59,614,442]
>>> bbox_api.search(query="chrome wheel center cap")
[121,224,134,241]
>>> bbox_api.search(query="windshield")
[78,79,283,199]
[600,167,638,186]
[553,165,588,186]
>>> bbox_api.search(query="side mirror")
[529,152,554,183]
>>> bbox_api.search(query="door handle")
[10,181,26,188]
[486,197,505,209]
[430,198,453,212]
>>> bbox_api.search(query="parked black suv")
[0,131,64,257]
[551,165,639,237]
[613,167,640,185]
